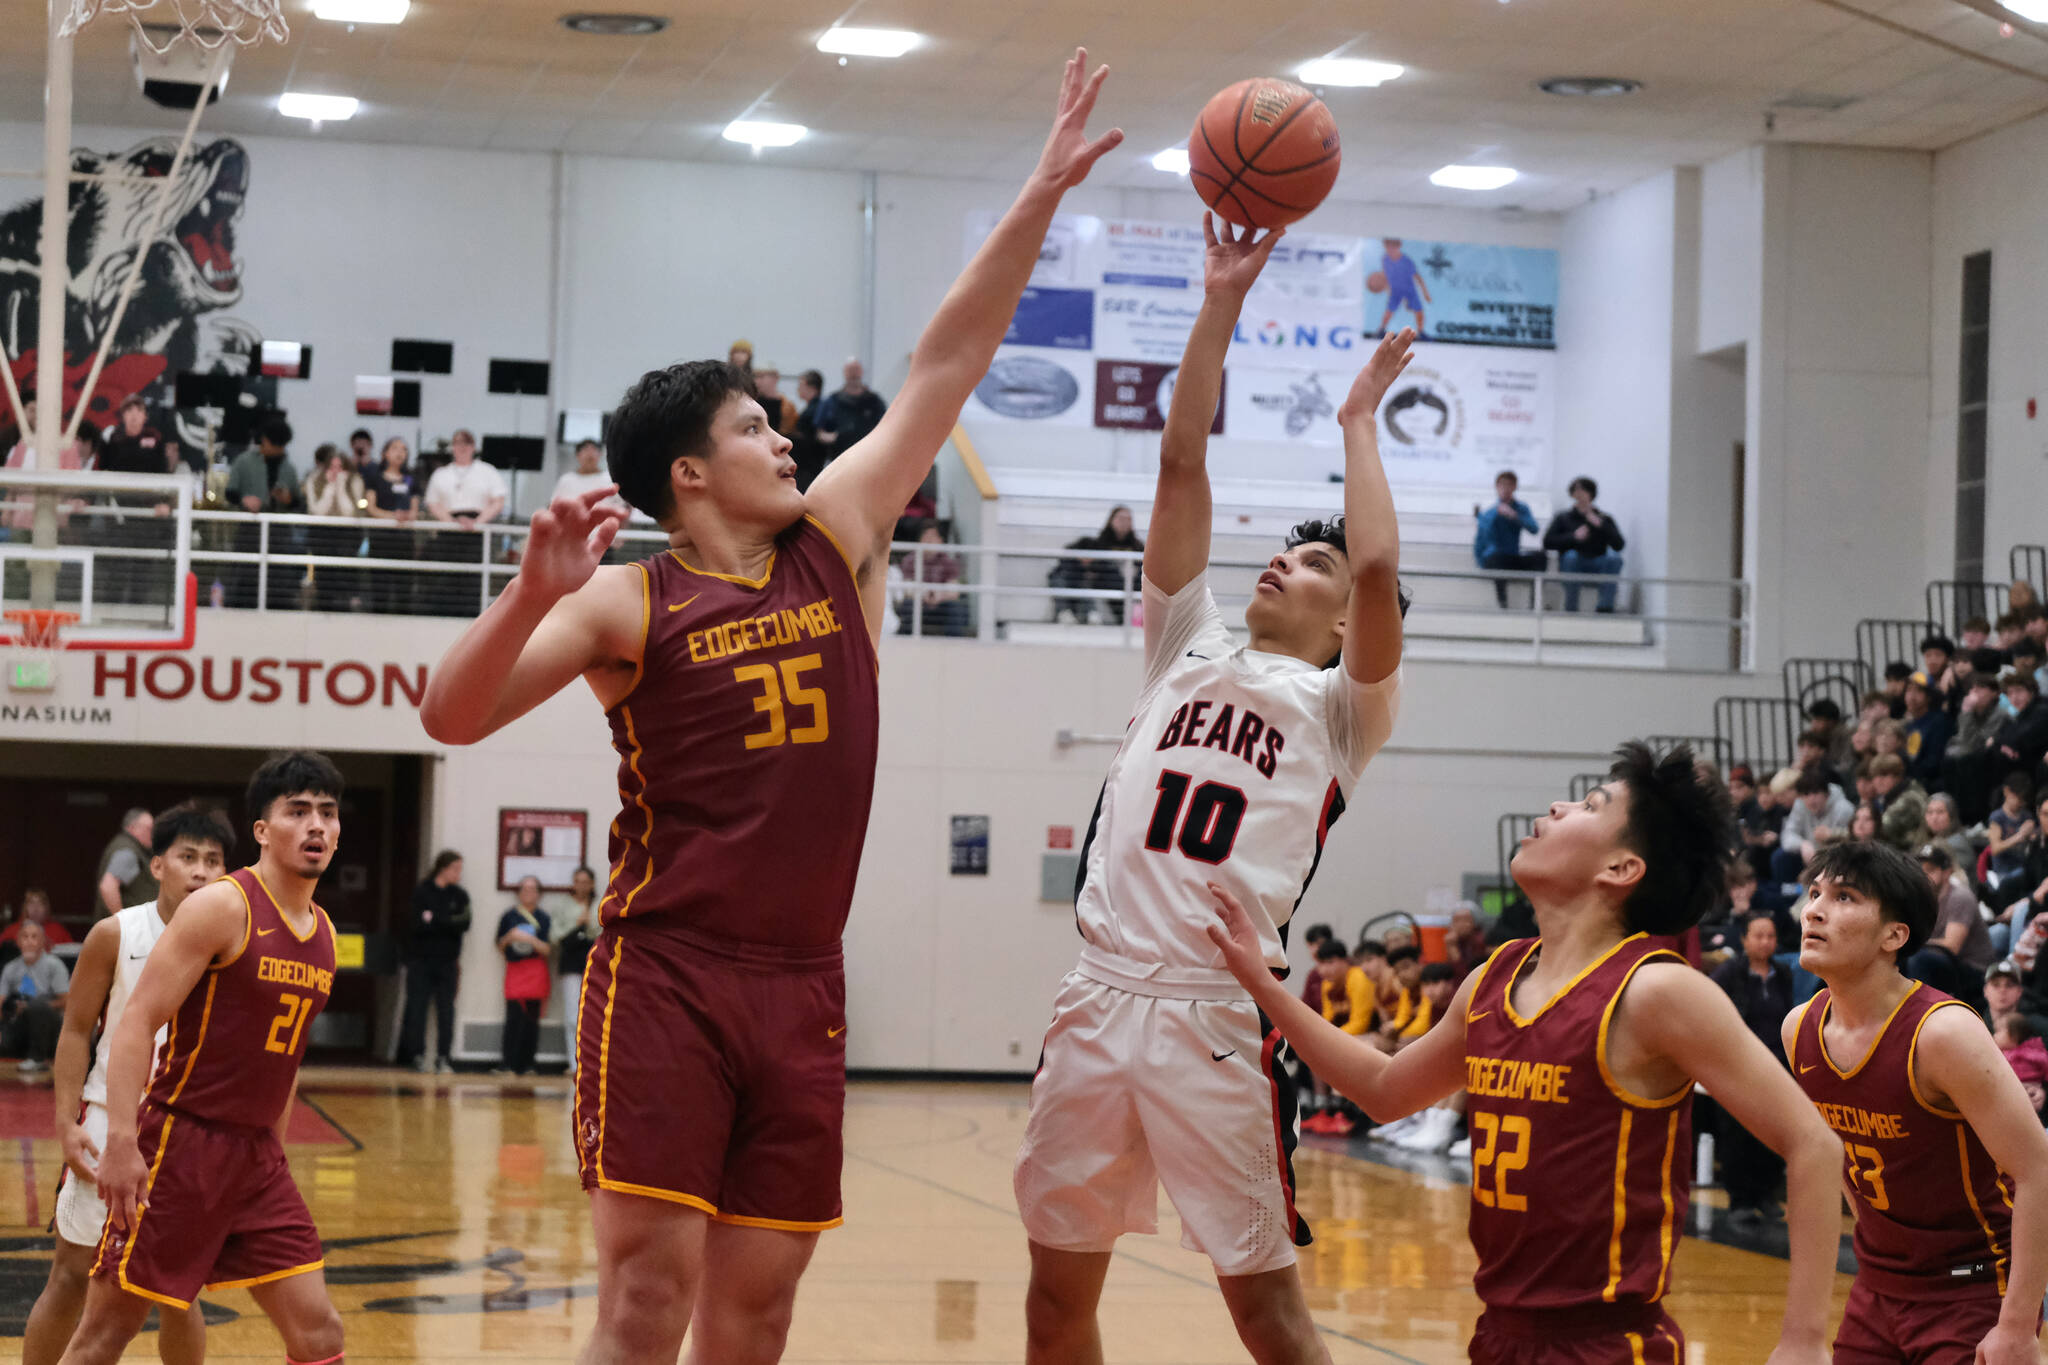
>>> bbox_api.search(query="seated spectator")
[1921,634,1959,712]
[1710,912,1795,1221]
[1848,801,1882,843]
[1377,946,1426,1047]
[1992,667,2048,783]
[1795,728,1847,793]
[817,358,888,457]
[1997,612,2027,659]
[1984,962,2048,1049]
[895,522,969,637]
[2017,581,2043,615]
[1989,774,2038,887]
[1882,662,1913,718]
[1959,615,1994,659]
[1804,699,1855,777]
[1444,903,1489,982]
[1923,793,1976,883]
[1773,770,1855,886]
[791,369,828,490]
[1541,476,1625,612]
[1700,858,1765,956]
[1942,645,1992,717]
[1049,506,1145,625]
[0,922,69,1071]
[1990,791,2048,954]
[1898,675,1951,788]
[2,888,73,946]
[1393,963,1458,1051]
[727,338,754,378]
[425,429,507,528]
[1298,936,1354,1131]
[551,439,633,518]
[1734,769,1787,885]
[1994,1015,2048,1119]
[1909,842,1994,1001]
[753,365,798,436]
[1951,672,2005,762]
[1869,754,1928,850]
[1472,470,1544,608]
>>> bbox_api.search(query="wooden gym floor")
[0,1069,1853,1363]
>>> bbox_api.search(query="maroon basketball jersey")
[146,867,335,1129]
[1791,984,2013,1294]
[602,515,879,949]
[1465,935,1693,1312]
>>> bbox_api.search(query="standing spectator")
[94,807,156,920]
[1804,700,1856,778]
[2,888,73,946]
[816,358,888,456]
[223,418,303,608]
[1541,476,1625,612]
[0,922,68,1071]
[302,443,367,613]
[1471,469,1543,608]
[1909,842,1995,998]
[896,522,969,637]
[553,866,599,1076]
[3,395,91,478]
[364,437,421,615]
[791,369,828,490]
[551,440,617,505]
[1898,673,1952,788]
[97,395,174,474]
[726,338,754,380]
[496,876,551,1077]
[1709,913,1795,1221]
[95,396,176,605]
[753,365,798,436]
[349,428,376,478]
[424,429,508,528]
[398,850,471,1073]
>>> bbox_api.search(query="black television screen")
[173,371,240,409]
[482,434,546,471]
[488,359,550,396]
[392,379,421,419]
[392,339,453,374]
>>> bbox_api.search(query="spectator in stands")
[896,521,969,637]
[1984,963,2048,1054]
[1702,859,1769,953]
[1870,754,1929,850]
[1541,476,1625,612]
[1994,1015,2048,1119]
[0,922,68,1071]
[1921,634,1959,712]
[224,418,304,608]
[1989,775,2038,888]
[425,429,507,528]
[1795,729,1846,793]
[753,365,798,436]
[497,876,551,1077]
[1050,506,1146,626]
[2,888,72,947]
[1881,661,1914,718]
[364,437,421,615]
[1775,771,1853,883]
[1899,673,1952,788]
[1870,719,1908,763]
[2023,638,2048,699]
[1923,793,1975,883]
[817,358,888,457]
[1960,615,1994,658]
[1735,768,1786,883]
[550,439,638,525]
[2017,581,2044,614]
[1710,912,1794,1222]
[303,443,367,613]
[553,866,599,1076]
[727,339,754,381]
[1472,470,1543,608]
[1444,903,1489,981]
[1911,843,1994,999]
[1848,802,1881,843]
[98,395,174,475]
[1997,613,2026,660]
[1992,667,2048,786]
[349,428,376,478]
[1399,963,1458,1050]
[95,807,156,919]
[1376,946,1426,1045]
[1950,653,1999,729]
[791,369,828,490]
[399,850,471,1073]
[1804,700,1855,776]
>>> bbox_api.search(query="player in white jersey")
[1015,215,1415,1365]
[21,802,228,1365]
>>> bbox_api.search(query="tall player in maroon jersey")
[419,51,1122,1365]
[57,750,344,1365]
[1206,744,1845,1365]
[1790,840,2048,1365]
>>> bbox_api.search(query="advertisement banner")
[1372,344,1551,485]
[968,346,1092,426]
[1094,360,1224,433]
[1364,238,1556,349]
[1005,286,1094,350]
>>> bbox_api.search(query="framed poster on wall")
[497,808,587,891]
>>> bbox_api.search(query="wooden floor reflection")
[0,1071,1849,1362]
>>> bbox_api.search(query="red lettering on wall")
[89,652,427,710]
[143,655,194,701]
[326,662,375,707]
[200,657,243,702]
[94,653,136,699]
[284,659,320,704]
[248,658,281,704]
[382,664,426,710]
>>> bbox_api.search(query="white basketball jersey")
[1074,572,1399,975]
[80,901,170,1109]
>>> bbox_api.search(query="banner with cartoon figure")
[1365,238,1555,348]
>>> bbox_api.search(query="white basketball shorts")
[53,1100,110,1248]
[1013,948,1309,1277]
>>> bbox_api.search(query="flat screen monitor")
[487,359,550,396]
[482,434,546,471]
[391,339,453,374]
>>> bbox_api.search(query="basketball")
[1367,270,1389,293]
[1188,78,1341,229]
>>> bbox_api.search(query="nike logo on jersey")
[1467,1011,1491,1024]
[1797,1062,1816,1074]
[255,926,276,937]
[667,594,701,613]
[827,1025,846,1038]
[127,952,149,960]
[1156,698,1285,778]
[1211,1050,1236,1062]
[1185,651,1210,660]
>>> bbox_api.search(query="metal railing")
[1567,773,1606,801]
[1926,579,2009,635]
[1856,618,1935,682]
[2013,545,2045,592]
[1782,657,1870,718]
[1713,696,1800,777]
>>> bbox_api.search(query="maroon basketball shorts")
[1470,1304,1685,1365]
[91,1103,323,1309]
[1833,1275,2012,1365]
[574,919,847,1230]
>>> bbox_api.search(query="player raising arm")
[1206,746,1842,1365]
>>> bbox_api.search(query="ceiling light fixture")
[279,92,359,121]
[816,27,921,58]
[1431,164,1518,190]
[1539,76,1642,98]
[1151,147,1190,175]
[312,0,408,22]
[558,13,669,36]
[1297,57,1404,88]
[723,119,806,149]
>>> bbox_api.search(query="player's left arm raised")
[1334,329,1414,690]
[1914,1006,2048,1365]
[1625,965,1839,1365]
[96,883,247,1234]
[806,49,1121,626]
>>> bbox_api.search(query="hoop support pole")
[30,0,75,610]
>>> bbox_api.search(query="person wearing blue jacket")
[1472,469,1543,607]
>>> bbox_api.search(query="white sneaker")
[1368,1113,1422,1142]
[1394,1108,1461,1154]
[1447,1135,1472,1160]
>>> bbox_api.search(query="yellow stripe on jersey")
[1604,1108,1633,1302]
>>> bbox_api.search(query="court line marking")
[843,1147,1434,1365]
[298,1091,365,1152]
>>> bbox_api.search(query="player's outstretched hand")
[522,486,628,601]
[1974,1321,2039,1365]
[1203,882,1267,988]
[1338,327,1418,428]
[98,1133,147,1234]
[1032,48,1123,192]
[59,1116,100,1183]
[1202,213,1284,300]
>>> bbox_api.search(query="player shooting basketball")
[1013,216,1411,1365]
[419,49,1122,1365]
[1206,748,1845,1365]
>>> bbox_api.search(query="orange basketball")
[1188,78,1341,230]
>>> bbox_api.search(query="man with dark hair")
[1541,475,1625,613]
[223,419,303,609]
[1790,840,2048,1365]
[1922,634,1959,711]
[1710,912,1795,1223]
[25,802,227,1365]
[1013,217,1413,1363]
[1867,754,1929,851]
[1900,672,1952,788]
[1805,699,1856,777]
[1473,469,1543,608]
[1207,743,1844,1364]
[1910,842,1995,997]
[349,428,375,478]
[1776,770,1854,885]
[1883,661,1914,719]
[62,751,345,1365]
[814,358,887,456]
[420,52,1124,1365]
[398,849,470,1074]
[1796,727,1847,793]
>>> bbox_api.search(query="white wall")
[1697,147,1763,357]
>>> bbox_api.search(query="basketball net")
[61,0,288,53]
[3,608,77,694]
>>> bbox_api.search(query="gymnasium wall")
[0,613,1774,1071]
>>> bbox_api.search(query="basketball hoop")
[3,608,78,694]
[61,0,288,52]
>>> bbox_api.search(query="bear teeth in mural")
[0,136,259,449]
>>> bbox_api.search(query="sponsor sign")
[970,347,1090,425]
[1093,360,1223,433]
[1365,239,1556,349]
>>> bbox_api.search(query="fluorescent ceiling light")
[279,92,359,121]
[313,0,409,21]
[2002,0,2048,20]
[1431,164,1518,190]
[723,119,806,148]
[816,26,920,58]
[1297,57,1404,87]
[1151,147,1190,175]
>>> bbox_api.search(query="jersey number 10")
[1145,770,1248,864]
